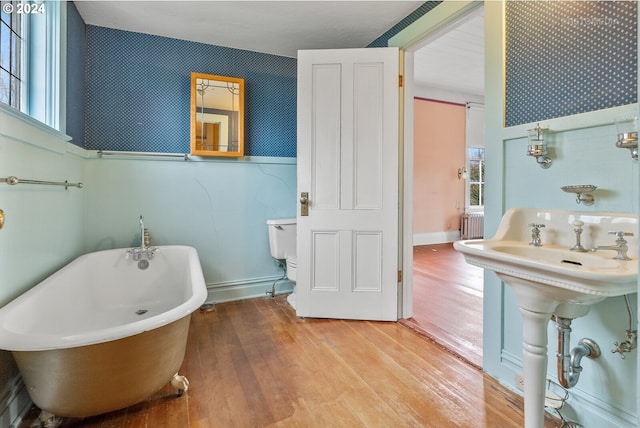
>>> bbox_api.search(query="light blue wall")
[504,124,638,213]
[0,107,86,307]
[84,155,296,300]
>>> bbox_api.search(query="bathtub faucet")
[140,215,145,249]
[126,215,158,261]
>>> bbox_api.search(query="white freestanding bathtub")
[0,245,207,421]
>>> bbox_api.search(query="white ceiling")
[413,8,484,96]
[74,1,484,97]
[73,1,425,57]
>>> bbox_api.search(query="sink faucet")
[528,223,545,246]
[591,231,633,260]
[570,220,587,252]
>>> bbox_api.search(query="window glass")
[1,21,9,68]
[0,68,8,104]
[0,3,21,109]
[469,147,485,207]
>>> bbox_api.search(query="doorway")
[401,5,485,368]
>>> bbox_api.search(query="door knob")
[300,192,309,216]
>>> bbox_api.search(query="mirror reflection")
[190,72,244,157]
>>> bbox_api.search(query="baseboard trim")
[205,275,294,304]
[413,231,460,246]
[0,373,31,428]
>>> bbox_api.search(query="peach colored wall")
[413,98,466,237]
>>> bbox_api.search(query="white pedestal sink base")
[498,272,606,428]
[519,308,552,428]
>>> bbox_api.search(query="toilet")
[266,218,297,308]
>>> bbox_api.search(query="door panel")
[311,232,340,291]
[354,63,384,210]
[312,64,342,210]
[354,232,382,292]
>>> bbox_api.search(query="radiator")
[460,213,484,239]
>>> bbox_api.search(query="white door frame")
[388,0,484,319]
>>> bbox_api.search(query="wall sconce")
[615,116,638,160]
[457,167,468,180]
[527,123,552,169]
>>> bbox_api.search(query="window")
[465,103,484,211]
[468,147,485,207]
[0,2,23,109]
[0,1,64,130]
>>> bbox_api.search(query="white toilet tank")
[266,218,296,260]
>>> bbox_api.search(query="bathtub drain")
[136,309,148,315]
[138,259,150,270]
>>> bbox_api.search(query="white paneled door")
[296,48,400,321]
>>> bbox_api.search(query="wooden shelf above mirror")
[190,72,244,157]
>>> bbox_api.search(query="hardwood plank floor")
[403,243,484,368]
[19,296,557,427]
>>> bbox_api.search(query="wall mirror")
[190,72,244,157]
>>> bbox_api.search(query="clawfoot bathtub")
[0,245,207,422]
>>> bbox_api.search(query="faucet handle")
[609,231,634,237]
[528,223,545,247]
[527,223,546,228]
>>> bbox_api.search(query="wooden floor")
[19,296,558,427]
[403,243,484,368]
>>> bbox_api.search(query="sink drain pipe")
[554,316,601,389]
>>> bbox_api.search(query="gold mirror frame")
[190,72,244,157]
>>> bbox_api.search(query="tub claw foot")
[170,373,189,396]
[38,410,62,428]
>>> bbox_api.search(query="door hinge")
[397,270,403,283]
[399,75,403,88]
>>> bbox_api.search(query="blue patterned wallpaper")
[66,2,86,146]
[505,1,637,127]
[76,2,463,156]
[75,2,637,152]
[85,26,297,157]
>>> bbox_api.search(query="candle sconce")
[615,116,638,160]
[527,123,552,169]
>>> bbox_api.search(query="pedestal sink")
[454,208,637,428]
